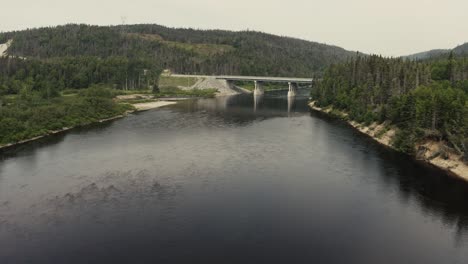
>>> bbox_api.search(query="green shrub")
[392,129,416,154]
[0,91,130,145]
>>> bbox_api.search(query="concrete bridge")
[215,75,313,97]
[168,74,313,97]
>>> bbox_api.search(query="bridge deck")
[215,75,313,83]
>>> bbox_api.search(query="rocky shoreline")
[309,101,468,182]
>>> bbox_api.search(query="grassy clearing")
[165,41,235,56]
[62,87,153,97]
[233,81,288,91]
[155,87,218,98]
[115,89,153,95]
[117,98,157,104]
[127,33,236,57]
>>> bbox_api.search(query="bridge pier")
[254,80,264,96]
[288,82,298,97]
[226,80,235,89]
[213,75,313,96]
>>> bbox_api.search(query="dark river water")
[1,90,468,263]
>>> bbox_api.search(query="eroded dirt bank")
[309,101,468,182]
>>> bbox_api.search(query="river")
[1,90,468,263]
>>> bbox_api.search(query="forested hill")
[312,53,468,162]
[404,49,450,60]
[453,43,468,55]
[0,24,357,77]
[405,42,468,60]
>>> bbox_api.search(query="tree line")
[0,22,348,146]
[311,53,468,161]
[0,56,161,98]
[0,24,356,77]
[0,55,161,145]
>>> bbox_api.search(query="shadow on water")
[2,89,468,263]
[1,90,306,162]
[310,108,468,236]
[0,118,118,161]
[177,90,468,237]
[171,89,309,126]
[375,145,468,237]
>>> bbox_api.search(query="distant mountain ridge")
[404,49,450,60]
[0,24,358,77]
[453,43,468,55]
[404,42,468,60]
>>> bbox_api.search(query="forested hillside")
[0,23,357,146]
[311,53,468,162]
[453,43,468,56]
[405,42,468,60]
[0,24,356,77]
[405,49,449,60]
[0,55,144,145]
[0,56,161,95]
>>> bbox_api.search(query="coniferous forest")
[0,55,161,145]
[4,2,468,262]
[0,24,356,145]
[1,23,468,166]
[311,53,468,162]
[0,24,355,77]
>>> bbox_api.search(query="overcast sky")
[1,0,467,56]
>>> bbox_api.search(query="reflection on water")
[254,94,263,113]
[288,95,295,115]
[1,89,468,263]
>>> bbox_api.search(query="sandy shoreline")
[132,101,177,111]
[309,101,468,182]
[0,100,176,151]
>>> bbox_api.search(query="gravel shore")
[132,101,177,111]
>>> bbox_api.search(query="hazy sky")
[1,0,467,56]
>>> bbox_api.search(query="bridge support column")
[288,82,298,97]
[226,80,234,88]
[254,80,264,96]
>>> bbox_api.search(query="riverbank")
[309,101,468,182]
[132,101,177,111]
[0,100,176,151]
[161,74,251,96]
